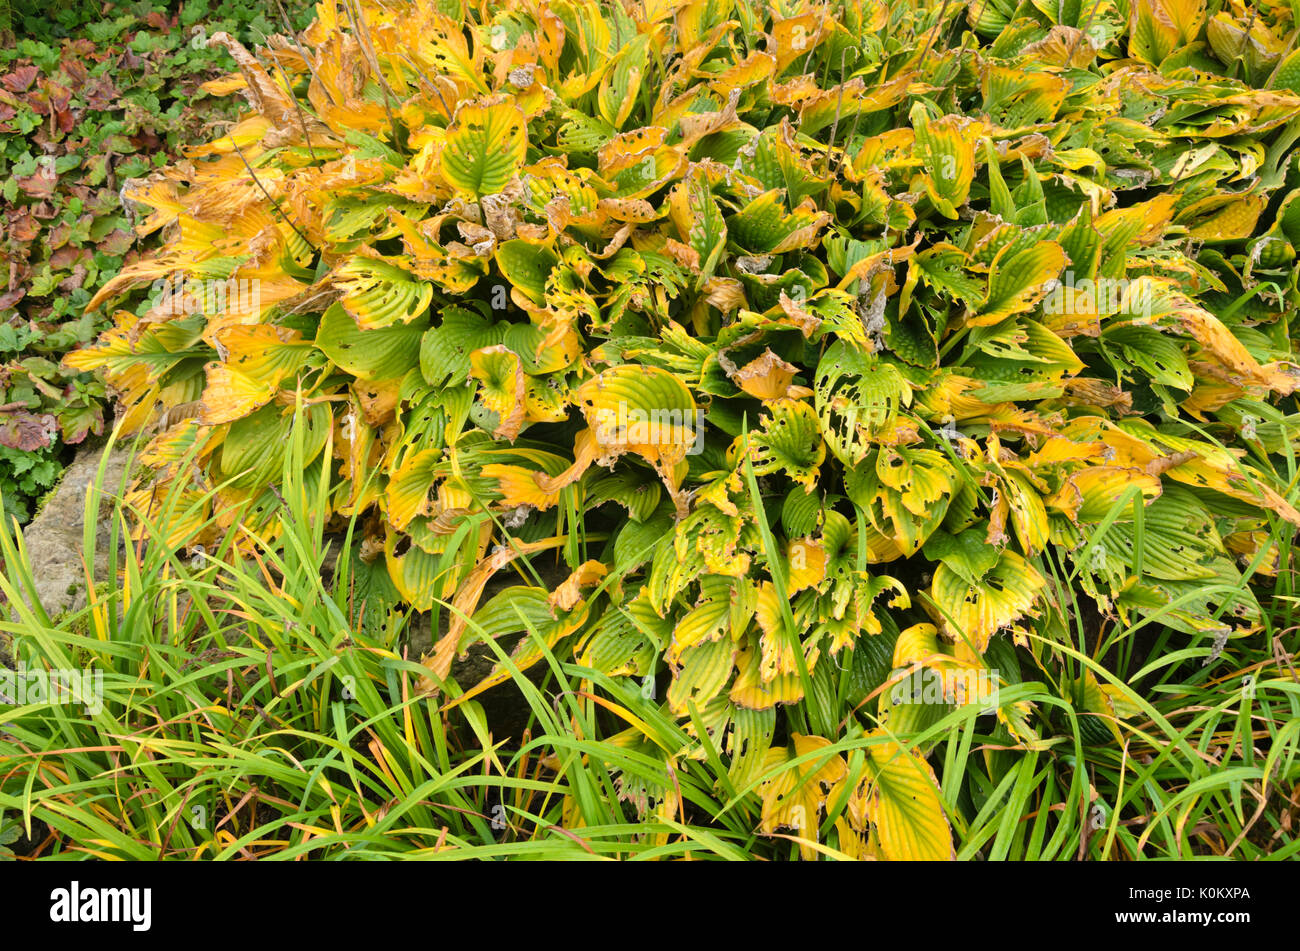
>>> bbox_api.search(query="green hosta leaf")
[218,401,330,489]
[669,168,728,283]
[1102,323,1194,391]
[587,470,663,522]
[317,304,426,381]
[747,398,826,490]
[929,548,1045,652]
[578,609,656,677]
[923,529,1000,586]
[912,243,984,306]
[441,97,528,197]
[335,255,434,330]
[495,240,558,305]
[420,305,508,387]
[781,485,823,537]
[814,341,912,464]
[597,34,649,130]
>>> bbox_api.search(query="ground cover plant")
[0,0,313,522]
[11,0,1300,858]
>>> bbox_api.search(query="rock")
[19,443,132,617]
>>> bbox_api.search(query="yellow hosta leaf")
[1128,278,1299,395]
[1176,193,1267,242]
[911,105,985,219]
[972,241,1067,326]
[929,549,1045,653]
[733,349,803,400]
[731,642,805,710]
[857,734,954,861]
[386,448,441,531]
[549,560,608,612]
[768,13,831,72]
[469,345,527,440]
[1063,416,1300,526]
[1128,0,1207,65]
[788,536,827,591]
[1002,469,1050,556]
[1047,465,1162,522]
[707,51,778,96]
[480,463,563,511]
[598,35,649,130]
[876,447,955,518]
[667,598,732,665]
[757,735,847,860]
[196,365,265,429]
[441,96,527,198]
[576,364,700,468]
[980,66,1068,130]
[667,635,738,715]
[890,622,990,704]
[334,254,433,329]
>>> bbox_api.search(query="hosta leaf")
[335,255,434,329]
[218,401,330,490]
[757,734,846,859]
[981,66,1067,130]
[911,104,984,219]
[587,470,663,522]
[728,191,831,255]
[578,609,656,678]
[667,597,732,665]
[929,548,1045,652]
[496,240,558,305]
[1100,487,1222,581]
[199,325,312,425]
[876,447,956,518]
[1128,0,1207,65]
[923,529,1000,587]
[597,34,649,130]
[386,448,442,530]
[860,735,955,860]
[731,642,806,709]
[468,344,526,440]
[814,342,912,465]
[911,244,984,305]
[317,303,425,381]
[420,306,508,387]
[667,635,737,715]
[441,96,527,197]
[782,486,824,537]
[576,364,699,462]
[973,241,1067,326]
[846,450,953,556]
[1103,323,1194,391]
[746,398,826,489]
[1048,464,1162,522]
[668,168,728,282]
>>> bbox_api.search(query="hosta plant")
[67,0,1300,858]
